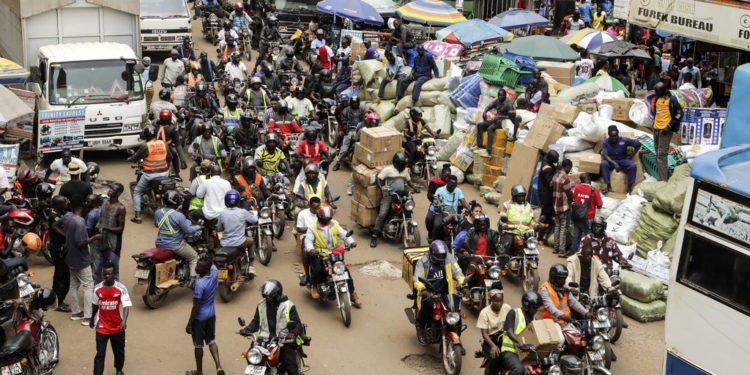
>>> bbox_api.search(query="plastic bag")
[568,112,605,142]
[619,243,637,260]
[556,136,595,152]
[605,194,647,244]
[447,64,463,91]
[621,295,666,322]
[628,99,654,127]
[628,255,670,285]
[647,241,671,268]
[652,163,692,216]
[454,108,470,133]
[620,270,665,303]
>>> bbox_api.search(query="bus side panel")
[665,352,710,375]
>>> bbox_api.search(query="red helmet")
[235,2,243,9]
[17,169,39,186]
[159,109,172,122]
[365,112,381,126]
[317,205,334,221]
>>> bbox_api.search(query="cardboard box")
[517,319,565,361]
[353,185,382,208]
[498,142,540,208]
[602,98,634,122]
[523,117,565,151]
[578,102,598,114]
[483,162,503,177]
[579,153,602,174]
[481,174,497,187]
[537,103,580,126]
[505,141,514,154]
[610,170,629,194]
[156,259,177,286]
[353,164,382,187]
[354,143,398,169]
[350,199,379,227]
[360,126,402,152]
[537,61,575,85]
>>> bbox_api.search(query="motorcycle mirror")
[500,216,508,223]
[330,196,340,203]
[238,317,246,326]
[436,128,442,135]
[345,230,354,237]
[568,282,579,288]
[611,279,621,287]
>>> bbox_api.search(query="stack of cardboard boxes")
[536,61,576,86]
[481,129,507,187]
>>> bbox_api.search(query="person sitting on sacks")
[600,126,641,194]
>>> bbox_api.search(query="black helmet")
[591,216,607,231]
[226,93,239,106]
[277,99,288,113]
[321,69,331,78]
[511,184,527,198]
[266,133,279,146]
[223,19,232,30]
[241,111,254,125]
[304,128,317,142]
[549,264,568,281]
[474,213,490,230]
[196,81,208,96]
[158,88,171,101]
[163,190,183,208]
[409,107,423,119]
[35,182,54,200]
[392,151,408,170]
[242,156,256,172]
[521,291,542,311]
[261,279,283,301]
[350,95,360,108]
[32,288,57,310]
[86,161,100,177]
[141,125,157,141]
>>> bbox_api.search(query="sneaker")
[55,303,71,313]
[370,236,378,248]
[70,313,84,321]
[81,318,91,326]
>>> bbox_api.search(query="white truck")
[32,42,146,151]
[140,0,192,53]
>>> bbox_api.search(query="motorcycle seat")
[139,248,176,263]
[214,246,242,264]
[0,332,33,357]
[322,98,336,106]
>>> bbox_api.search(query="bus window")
[678,231,750,314]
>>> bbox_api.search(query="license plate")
[258,218,271,224]
[593,320,610,329]
[524,249,539,255]
[332,272,349,282]
[484,279,494,287]
[245,365,266,375]
[87,139,114,146]
[218,269,228,279]
[2,363,23,375]
[279,26,288,32]
[20,284,33,298]
[589,352,602,362]
[152,29,167,34]
[134,268,150,279]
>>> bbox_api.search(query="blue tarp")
[436,19,511,47]
[316,0,384,26]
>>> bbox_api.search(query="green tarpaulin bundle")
[620,270,666,303]
[628,203,680,259]
[653,163,692,216]
[621,295,666,322]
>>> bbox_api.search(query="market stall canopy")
[317,0,384,26]
[585,75,630,96]
[435,19,512,47]
[488,8,549,29]
[396,0,466,26]
[561,29,616,50]
[0,58,30,85]
[362,0,399,16]
[0,85,34,130]
[499,35,580,62]
[590,40,652,59]
[559,28,596,45]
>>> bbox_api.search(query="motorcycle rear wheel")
[608,309,623,344]
[143,272,168,309]
[218,279,235,303]
[257,234,274,266]
[326,122,339,147]
[522,267,540,293]
[41,242,54,266]
[338,291,352,327]
[442,340,462,375]
[38,325,59,374]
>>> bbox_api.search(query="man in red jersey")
[90,262,131,375]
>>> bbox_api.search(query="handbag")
[572,186,594,221]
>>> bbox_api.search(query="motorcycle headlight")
[446,312,460,325]
[333,261,346,275]
[292,77,299,86]
[243,29,249,36]
[596,307,609,322]
[404,200,415,212]
[248,348,263,365]
[548,365,562,375]
[260,207,271,219]
[488,265,502,280]
[209,13,218,22]
[427,148,435,156]
[526,237,538,250]
[591,335,603,351]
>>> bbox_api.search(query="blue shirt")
[154,208,200,250]
[602,136,639,161]
[363,46,379,60]
[452,228,469,250]
[194,265,218,321]
[413,54,440,79]
[386,56,407,78]
[427,260,448,294]
[311,39,325,53]
[86,208,101,231]
[578,2,592,22]
[218,207,258,247]
[602,0,613,12]
[430,186,464,213]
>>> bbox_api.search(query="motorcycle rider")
[426,175,470,242]
[240,280,305,375]
[228,113,257,170]
[194,163,232,226]
[459,213,501,286]
[190,123,227,175]
[371,152,421,247]
[187,160,213,216]
[403,107,438,166]
[476,284,510,375]
[580,216,631,272]
[225,51,248,84]
[268,100,302,135]
[187,61,204,87]
[233,157,271,204]
[198,51,219,83]
[294,163,334,207]
[128,126,172,224]
[45,147,86,185]
[259,63,282,92]
[332,96,365,171]
[263,95,280,128]
[499,291,544,375]
[154,191,200,280]
[219,35,240,60]
[242,77,270,109]
[255,134,289,181]
[296,197,321,286]
[149,88,178,120]
[223,93,243,130]
[285,86,315,124]
[566,242,612,298]
[188,81,221,138]
[229,2,251,29]
[539,264,591,325]
[279,47,306,75]
[386,17,415,57]
[499,184,536,254]
[218,19,240,47]
[155,109,183,180]
[218,190,257,277]
[254,15,282,73]
[199,0,225,31]
[412,240,465,344]
[296,128,330,164]
[303,205,360,305]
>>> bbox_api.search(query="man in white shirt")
[195,164,231,221]
[677,58,701,89]
[225,52,247,83]
[678,71,697,90]
[575,50,595,80]
[296,197,321,286]
[45,148,86,184]
[311,30,325,56]
[162,49,185,89]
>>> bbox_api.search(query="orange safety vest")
[188,73,203,87]
[406,119,422,137]
[538,281,570,325]
[143,140,168,172]
[235,173,262,198]
[221,45,239,59]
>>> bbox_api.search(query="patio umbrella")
[435,19,512,47]
[585,75,629,96]
[396,0,466,26]
[0,58,29,85]
[500,35,580,62]
[576,31,618,50]
[559,28,596,45]
[589,40,652,59]
[317,0,384,26]
[362,0,398,16]
[489,8,549,29]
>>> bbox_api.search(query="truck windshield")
[276,0,317,11]
[140,0,190,18]
[48,60,144,105]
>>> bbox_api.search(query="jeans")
[335,131,356,165]
[94,331,125,375]
[500,351,524,375]
[281,345,300,375]
[477,121,503,150]
[481,341,503,375]
[425,210,444,241]
[69,266,94,318]
[93,249,120,285]
[347,174,354,193]
[133,172,169,212]
[398,75,431,102]
[404,139,421,165]
[374,194,393,232]
[571,218,592,254]
[654,127,672,181]
[554,210,572,255]
[51,245,69,304]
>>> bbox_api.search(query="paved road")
[25,8,665,375]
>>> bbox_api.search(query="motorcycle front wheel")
[327,121,339,147]
[442,339,462,375]
[257,234,274,266]
[272,214,285,239]
[523,266,540,292]
[608,309,624,344]
[143,272,168,309]
[403,224,421,248]
[338,290,352,327]
[38,325,59,374]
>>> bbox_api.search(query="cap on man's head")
[68,161,82,175]
[309,197,321,204]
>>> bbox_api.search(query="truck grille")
[85,123,123,137]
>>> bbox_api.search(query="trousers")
[94,331,125,375]
[51,246,69,304]
[500,351,524,375]
[374,194,393,232]
[133,171,169,212]
[554,210,572,255]
[335,131,356,165]
[654,128,672,181]
[398,75,431,102]
[173,240,199,277]
[600,159,636,185]
[477,121,503,150]
[571,218,592,255]
[69,266,94,318]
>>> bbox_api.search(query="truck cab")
[140,0,192,53]
[32,42,147,151]
[276,0,332,40]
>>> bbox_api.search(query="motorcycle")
[204,12,221,45]
[379,191,421,248]
[236,318,310,375]
[498,218,540,293]
[214,230,256,303]
[127,149,179,216]
[264,175,292,239]
[431,194,459,245]
[559,285,614,373]
[239,27,253,61]
[302,231,356,327]
[0,288,59,375]
[576,276,624,345]
[248,200,276,267]
[5,197,54,265]
[460,255,502,312]
[476,344,563,375]
[131,232,206,309]
[317,97,339,147]
[411,130,442,182]
[405,276,465,375]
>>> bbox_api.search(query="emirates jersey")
[93,281,132,335]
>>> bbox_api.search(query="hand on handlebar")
[561,314,573,323]
[521,344,536,352]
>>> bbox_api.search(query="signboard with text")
[629,0,750,50]
[37,108,85,153]
[0,144,19,181]
[613,0,631,19]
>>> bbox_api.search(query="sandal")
[130,217,142,224]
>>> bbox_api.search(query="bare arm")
[186,298,201,334]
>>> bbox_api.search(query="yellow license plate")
[218,269,228,279]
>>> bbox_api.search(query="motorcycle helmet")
[473,213,490,232]
[521,291,543,311]
[159,109,172,123]
[392,151,408,171]
[200,159,213,175]
[142,56,151,66]
[195,81,208,96]
[316,205,334,224]
[140,125,157,141]
[260,279,283,302]
[21,232,42,252]
[339,93,349,103]
[212,114,224,125]
[511,184,527,198]
[231,50,241,60]
[32,288,57,310]
[266,133,279,147]
[35,182,54,200]
[321,69,331,79]
[349,95,360,109]
[267,15,278,25]
[250,76,262,85]
[225,125,236,136]
[429,240,449,265]
[591,216,607,234]
[365,112,381,127]
[226,93,239,107]
[304,163,319,176]
[409,107,423,120]
[162,190,183,208]
[158,88,171,101]
[277,99,288,114]
[17,169,38,186]
[549,264,569,287]
[234,2,243,11]
[304,128,318,143]
[242,156,256,172]
[86,162,100,179]
[225,190,241,208]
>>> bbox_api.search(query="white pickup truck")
[140,0,192,53]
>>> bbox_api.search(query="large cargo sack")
[383,111,409,131]
[605,194,647,244]
[652,163,692,216]
[620,270,665,303]
[355,60,385,86]
[437,131,464,160]
[632,181,668,202]
[621,295,666,322]
[372,100,395,122]
[432,105,452,138]
[628,203,680,259]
